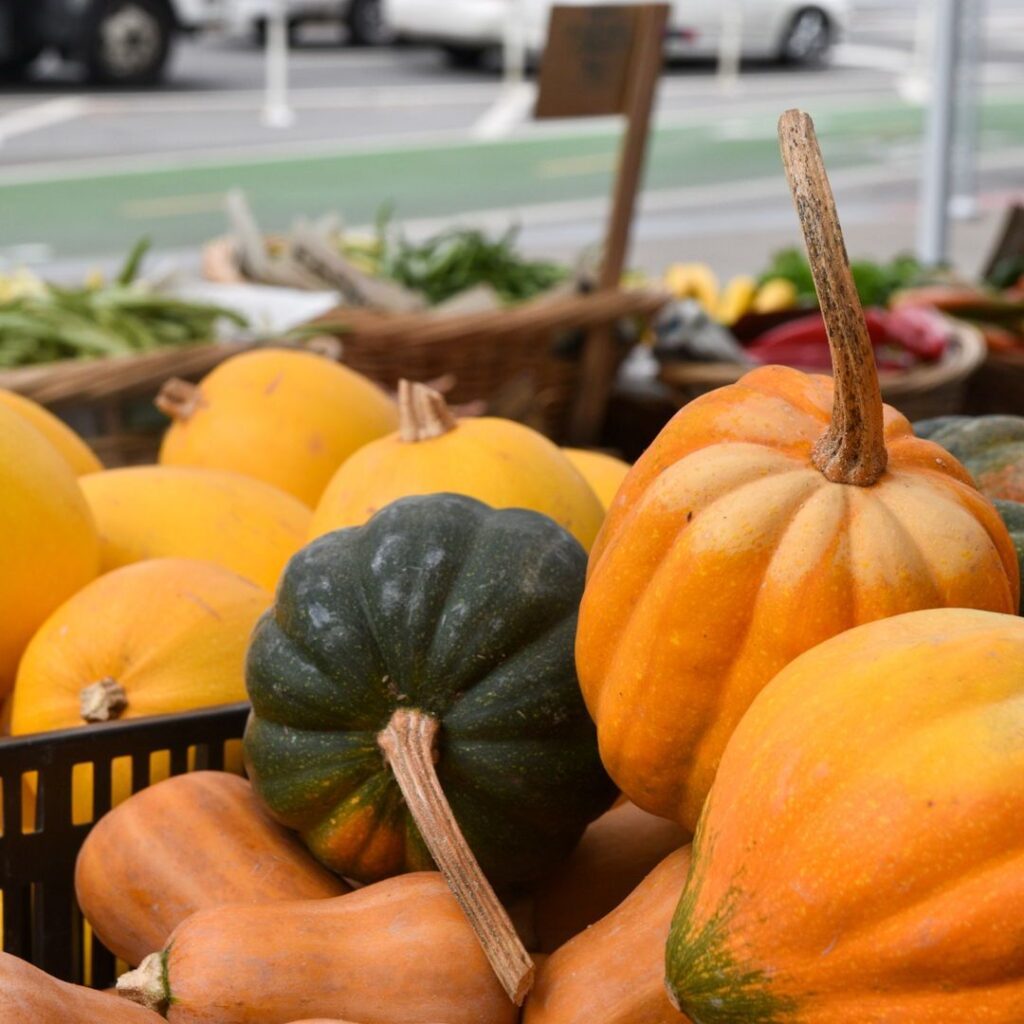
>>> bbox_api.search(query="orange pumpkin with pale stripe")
[577,112,1020,831]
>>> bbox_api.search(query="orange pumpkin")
[666,607,1024,1023]
[310,381,605,550]
[0,388,103,475]
[10,559,270,812]
[525,847,692,1024]
[157,348,398,506]
[577,111,1020,829]
[0,403,100,696]
[80,466,310,591]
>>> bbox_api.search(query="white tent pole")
[951,0,983,219]
[917,0,961,265]
[263,0,295,128]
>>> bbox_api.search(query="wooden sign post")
[535,3,669,443]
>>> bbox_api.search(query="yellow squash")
[562,449,630,511]
[158,348,398,506]
[80,465,310,591]
[311,381,604,549]
[0,404,99,696]
[0,389,102,475]
[11,558,270,812]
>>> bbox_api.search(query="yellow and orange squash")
[0,403,100,696]
[561,448,630,511]
[157,348,398,506]
[310,381,605,549]
[80,466,310,591]
[577,111,1020,830]
[0,388,102,475]
[666,607,1024,1023]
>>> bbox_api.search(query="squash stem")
[116,951,168,1014]
[155,377,202,422]
[778,109,888,487]
[398,380,458,442]
[378,707,534,1004]
[80,677,129,723]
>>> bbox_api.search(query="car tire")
[85,0,173,86]
[779,6,832,65]
[347,0,392,47]
[441,44,489,69]
[0,45,42,81]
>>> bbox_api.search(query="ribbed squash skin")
[532,800,689,952]
[310,418,605,550]
[0,388,102,475]
[665,607,1024,1024]
[562,448,630,510]
[0,952,162,1024]
[525,847,692,1024]
[915,414,1024,501]
[75,771,348,965]
[80,466,310,590]
[245,493,615,887]
[11,559,270,811]
[994,499,1024,614]
[0,404,100,695]
[139,873,517,1024]
[159,349,398,506]
[578,366,1019,830]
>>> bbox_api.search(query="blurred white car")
[240,0,390,45]
[384,0,848,68]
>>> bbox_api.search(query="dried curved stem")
[378,708,534,1004]
[778,109,888,487]
[117,952,168,1014]
[80,677,128,724]
[155,377,202,422]
[398,380,458,443]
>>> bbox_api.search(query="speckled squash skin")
[915,414,1024,502]
[665,608,1024,1024]
[244,492,615,888]
[578,366,1019,830]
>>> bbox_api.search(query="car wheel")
[442,44,488,69]
[347,0,392,47]
[779,7,832,65]
[85,0,173,85]
[0,45,43,81]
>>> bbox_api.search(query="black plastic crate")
[0,701,249,987]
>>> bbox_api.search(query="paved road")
[1,1,1022,278]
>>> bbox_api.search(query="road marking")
[121,192,229,219]
[0,97,89,145]
[537,152,617,178]
[471,83,537,140]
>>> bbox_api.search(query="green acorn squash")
[914,414,1024,502]
[994,498,1024,615]
[244,492,615,1001]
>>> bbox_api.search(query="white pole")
[263,0,294,128]
[917,0,961,266]
[717,0,743,94]
[503,0,527,86]
[951,0,983,219]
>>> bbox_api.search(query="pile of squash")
[2,109,1023,1024]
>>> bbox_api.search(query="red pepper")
[746,308,891,367]
[883,306,951,361]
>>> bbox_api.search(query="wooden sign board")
[535,5,650,120]
[983,203,1024,285]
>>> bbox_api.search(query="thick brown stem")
[398,380,458,443]
[155,377,202,422]
[117,952,168,1014]
[778,109,888,487]
[378,708,534,1005]
[80,678,129,723]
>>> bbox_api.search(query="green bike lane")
[3,95,1024,262]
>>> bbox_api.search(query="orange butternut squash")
[0,403,99,696]
[0,388,102,475]
[80,466,310,590]
[0,951,162,1023]
[524,847,692,1024]
[532,801,688,952]
[117,873,518,1024]
[577,110,1020,830]
[157,348,398,506]
[665,608,1024,1023]
[310,381,604,549]
[76,771,348,965]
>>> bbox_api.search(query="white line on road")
[471,83,538,140]
[0,97,90,146]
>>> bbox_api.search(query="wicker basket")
[658,318,987,422]
[306,288,670,440]
[0,342,255,466]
